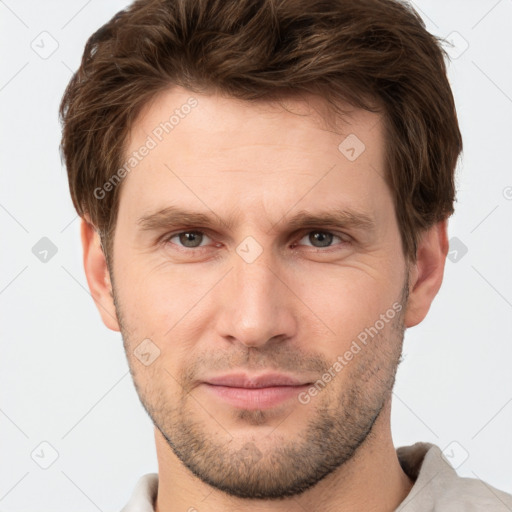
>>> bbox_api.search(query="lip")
[200,373,312,410]
[204,372,309,388]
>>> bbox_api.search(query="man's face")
[109,87,410,498]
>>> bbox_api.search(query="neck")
[154,398,414,512]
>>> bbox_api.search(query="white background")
[0,0,511,510]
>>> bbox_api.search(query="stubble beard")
[111,269,408,499]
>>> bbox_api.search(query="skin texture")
[81,86,449,511]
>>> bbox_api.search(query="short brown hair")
[59,0,462,265]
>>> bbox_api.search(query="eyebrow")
[136,205,376,234]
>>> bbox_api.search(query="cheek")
[297,264,400,343]
[114,237,404,355]
[116,269,216,384]
[114,253,196,329]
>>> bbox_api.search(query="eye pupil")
[179,231,202,247]
[310,231,333,247]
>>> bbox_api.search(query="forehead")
[130,86,382,154]
[117,86,389,229]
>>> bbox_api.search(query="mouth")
[200,373,312,410]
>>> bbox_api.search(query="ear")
[404,219,449,328]
[81,216,120,332]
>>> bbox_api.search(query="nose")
[215,251,299,349]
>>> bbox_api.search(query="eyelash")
[161,229,351,252]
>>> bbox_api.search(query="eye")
[295,230,349,249]
[161,229,350,252]
[164,230,213,248]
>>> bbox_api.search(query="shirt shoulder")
[396,442,512,511]
[119,473,159,512]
